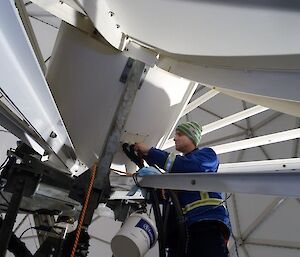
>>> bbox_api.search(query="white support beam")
[212,128,300,154]
[204,105,268,134]
[219,158,300,173]
[163,105,268,149]
[0,0,77,171]
[15,0,46,74]
[138,170,300,197]
[156,82,198,149]
[181,89,219,117]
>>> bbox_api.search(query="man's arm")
[135,143,218,173]
[134,143,170,169]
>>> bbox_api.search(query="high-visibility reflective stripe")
[182,198,224,214]
[164,153,176,173]
[200,191,209,199]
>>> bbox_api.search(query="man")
[135,121,231,257]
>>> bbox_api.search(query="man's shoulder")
[193,147,218,161]
[196,147,217,156]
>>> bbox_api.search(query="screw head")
[50,131,57,138]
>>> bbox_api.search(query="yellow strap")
[182,198,224,214]
[164,152,176,173]
[200,191,209,199]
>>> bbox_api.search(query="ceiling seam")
[245,240,300,250]
[229,150,245,256]
[29,15,59,29]
[241,198,285,241]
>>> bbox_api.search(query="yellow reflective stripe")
[164,153,176,173]
[182,198,223,214]
[200,191,209,200]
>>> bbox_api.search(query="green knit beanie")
[176,121,202,146]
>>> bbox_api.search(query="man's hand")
[134,142,150,156]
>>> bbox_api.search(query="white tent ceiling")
[2,1,300,257]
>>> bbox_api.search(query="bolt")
[109,11,114,17]
[116,24,120,29]
[237,238,244,246]
[191,179,196,185]
[50,131,57,138]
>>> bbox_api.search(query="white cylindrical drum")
[111,213,158,257]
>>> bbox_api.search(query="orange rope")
[70,163,97,257]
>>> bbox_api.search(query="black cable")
[132,172,140,187]
[0,156,8,166]
[168,190,187,257]
[149,189,166,257]
[149,206,153,217]
[19,227,35,239]
[0,191,9,205]
[0,217,33,257]
[19,225,55,239]
[0,156,8,170]
[162,200,171,247]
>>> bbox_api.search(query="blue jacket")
[145,147,231,238]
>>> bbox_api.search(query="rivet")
[50,131,57,138]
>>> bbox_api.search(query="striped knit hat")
[176,121,202,146]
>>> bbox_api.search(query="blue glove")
[127,167,161,196]
[138,166,162,176]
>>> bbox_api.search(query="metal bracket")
[119,58,135,84]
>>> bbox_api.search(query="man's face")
[174,130,195,153]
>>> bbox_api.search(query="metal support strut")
[0,178,25,257]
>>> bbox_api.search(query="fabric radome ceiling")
[2,1,300,257]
